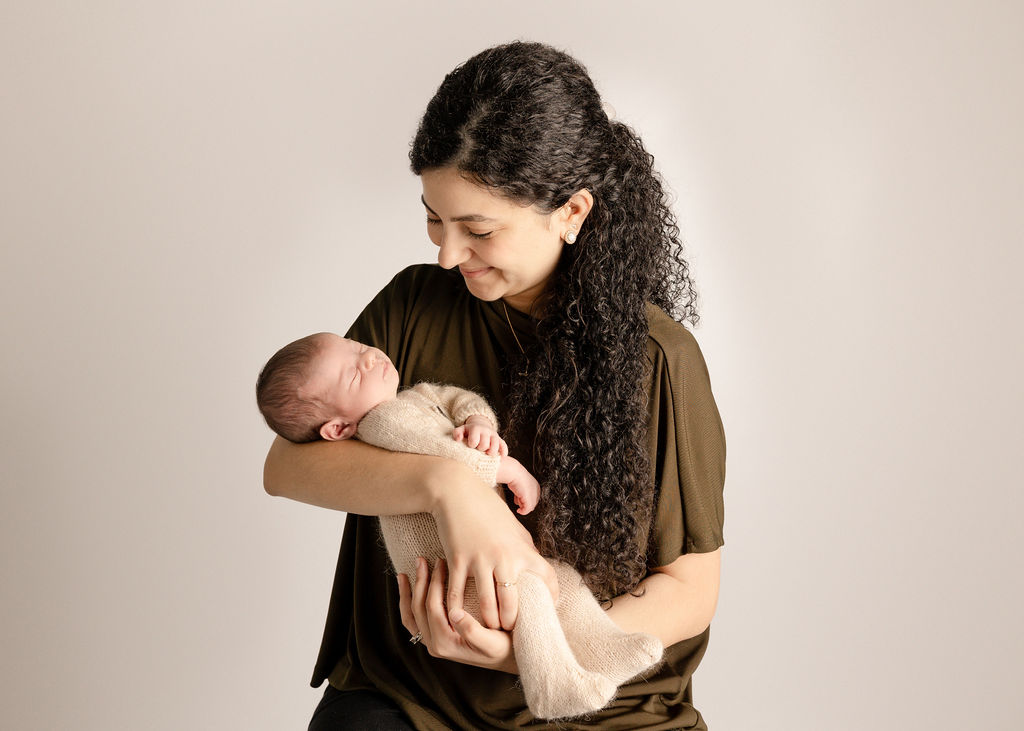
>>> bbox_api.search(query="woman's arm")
[398,549,721,676]
[265,435,456,514]
[264,435,559,621]
[605,548,721,645]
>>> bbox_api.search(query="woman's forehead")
[420,167,539,219]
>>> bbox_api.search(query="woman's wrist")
[424,459,478,518]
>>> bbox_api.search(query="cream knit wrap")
[357,383,501,619]
[356,383,663,720]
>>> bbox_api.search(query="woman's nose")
[436,234,469,270]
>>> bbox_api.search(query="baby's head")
[256,332,399,443]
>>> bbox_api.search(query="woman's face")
[420,166,565,313]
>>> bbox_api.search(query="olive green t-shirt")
[312,264,726,730]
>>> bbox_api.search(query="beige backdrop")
[2,2,1021,729]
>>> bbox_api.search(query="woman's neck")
[501,286,547,317]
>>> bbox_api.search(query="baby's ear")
[320,418,357,441]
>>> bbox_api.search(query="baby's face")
[303,335,400,432]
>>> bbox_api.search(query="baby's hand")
[453,415,509,457]
[495,456,540,515]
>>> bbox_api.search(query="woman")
[264,41,726,730]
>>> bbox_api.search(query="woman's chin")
[462,278,503,301]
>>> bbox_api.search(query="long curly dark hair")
[410,41,699,601]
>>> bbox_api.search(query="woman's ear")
[562,188,594,229]
[320,418,357,441]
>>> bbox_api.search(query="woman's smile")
[458,265,493,279]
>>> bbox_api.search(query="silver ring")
[409,632,422,645]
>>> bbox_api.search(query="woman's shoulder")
[645,302,705,366]
[387,263,462,294]
[346,265,465,349]
[644,304,722,459]
[355,264,464,327]
[644,303,719,403]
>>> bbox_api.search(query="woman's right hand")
[265,436,557,630]
[428,463,558,632]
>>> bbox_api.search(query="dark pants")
[308,685,416,731]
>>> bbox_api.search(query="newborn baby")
[257,332,663,719]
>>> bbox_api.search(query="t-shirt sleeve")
[646,318,726,567]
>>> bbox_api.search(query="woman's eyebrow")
[420,195,495,223]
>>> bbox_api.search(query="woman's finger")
[474,563,501,629]
[425,559,482,658]
[445,558,467,621]
[428,558,447,604]
[396,573,419,637]
[495,572,519,631]
[427,558,452,634]
[448,607,511,661]
[409,557,432,645]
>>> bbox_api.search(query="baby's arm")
[451,412,538,514]
[495,456,540,515]
[421,383,538,513]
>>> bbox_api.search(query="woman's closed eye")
[426,216,492,240]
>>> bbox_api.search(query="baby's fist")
[453,416,508,457]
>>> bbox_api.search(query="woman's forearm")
[604,548,721,647]
[263,435,468,515]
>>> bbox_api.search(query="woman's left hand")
[398,557,518,674]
